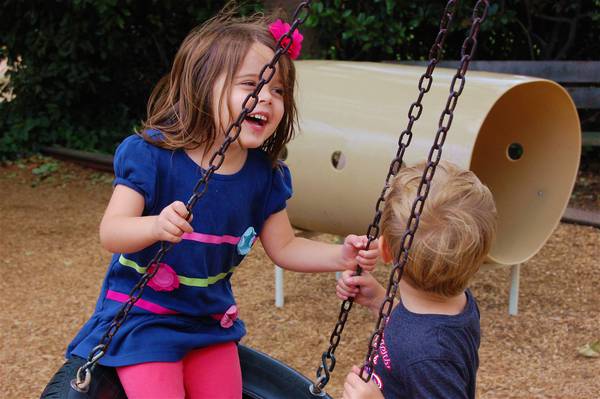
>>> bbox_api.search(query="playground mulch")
[1,156,598,399]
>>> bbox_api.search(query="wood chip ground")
[1,158,598,398]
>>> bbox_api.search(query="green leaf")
[577,341,600,358]
[32,162,59,177]
[385,0,395,15]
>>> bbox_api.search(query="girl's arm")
[259,209,379,273]
[99,185,192,254]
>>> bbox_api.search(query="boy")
[337,160,497,399]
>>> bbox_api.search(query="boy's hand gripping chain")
[72,2,312,393]
[310,0,489,396]
[359,0,490,385]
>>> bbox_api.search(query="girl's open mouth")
[245,113,268,127]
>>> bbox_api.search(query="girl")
[66,10,379,399]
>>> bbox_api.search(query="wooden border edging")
[561,207,600,228]
[41,146,114,172]
[40,146,600,228]
[393,60,600,111]
[392,60,600,82]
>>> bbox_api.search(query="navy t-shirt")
[371,289,480,399]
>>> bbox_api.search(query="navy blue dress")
[67,133,292,366]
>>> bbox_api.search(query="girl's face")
[213,42,285,150]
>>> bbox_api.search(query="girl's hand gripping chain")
[151,201,194,243]
[340,235,379,272]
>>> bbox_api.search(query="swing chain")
[310,1,460,395]
[360,0,490,384]
[73,3,312,391]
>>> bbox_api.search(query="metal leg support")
[275,265,284,308]
[508,263,520,316]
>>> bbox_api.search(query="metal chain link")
[359,0,490,384]
[73,2,312,391]
[309,1,460,395]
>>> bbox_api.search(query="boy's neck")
[185,140,248,175]
[398,278,467,316]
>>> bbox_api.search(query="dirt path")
[1,158,598,398]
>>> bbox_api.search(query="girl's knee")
[117,361,185,398]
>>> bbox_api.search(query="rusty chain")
[309,0,461,395]
[359,0,490,384]
[73,2,312,392]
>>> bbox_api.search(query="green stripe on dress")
[119,254,235,287]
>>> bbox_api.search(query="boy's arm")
[342,366,384,399]
[336,270,387,316]
[259,209,379,273]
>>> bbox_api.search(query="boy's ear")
[379,236,393,264]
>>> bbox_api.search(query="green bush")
[2,1,598,160]
[0,0,261,160]
[305,0,600,61]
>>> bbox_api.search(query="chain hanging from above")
[72,1,313,393]
[360,0,490,384]
[309,0,492,395]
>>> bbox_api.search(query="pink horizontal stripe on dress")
[182,232,240,245]
[106,290,179,315]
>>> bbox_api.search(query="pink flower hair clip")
[269,19,304,60]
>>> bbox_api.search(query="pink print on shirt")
[371,372,383,390]
[378,337,392,370]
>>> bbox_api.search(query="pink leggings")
[116,342,242,399]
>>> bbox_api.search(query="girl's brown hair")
[381,161,497,297]
[139,8,297,166]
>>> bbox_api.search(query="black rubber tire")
[40,346,332,399]
[238,345,332,399]
[40,356,125,399]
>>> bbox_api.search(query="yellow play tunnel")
[285,61,581,266]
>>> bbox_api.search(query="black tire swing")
[41,346,321,399]
[41,0,490,397]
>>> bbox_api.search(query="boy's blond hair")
[381,160,497,297]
